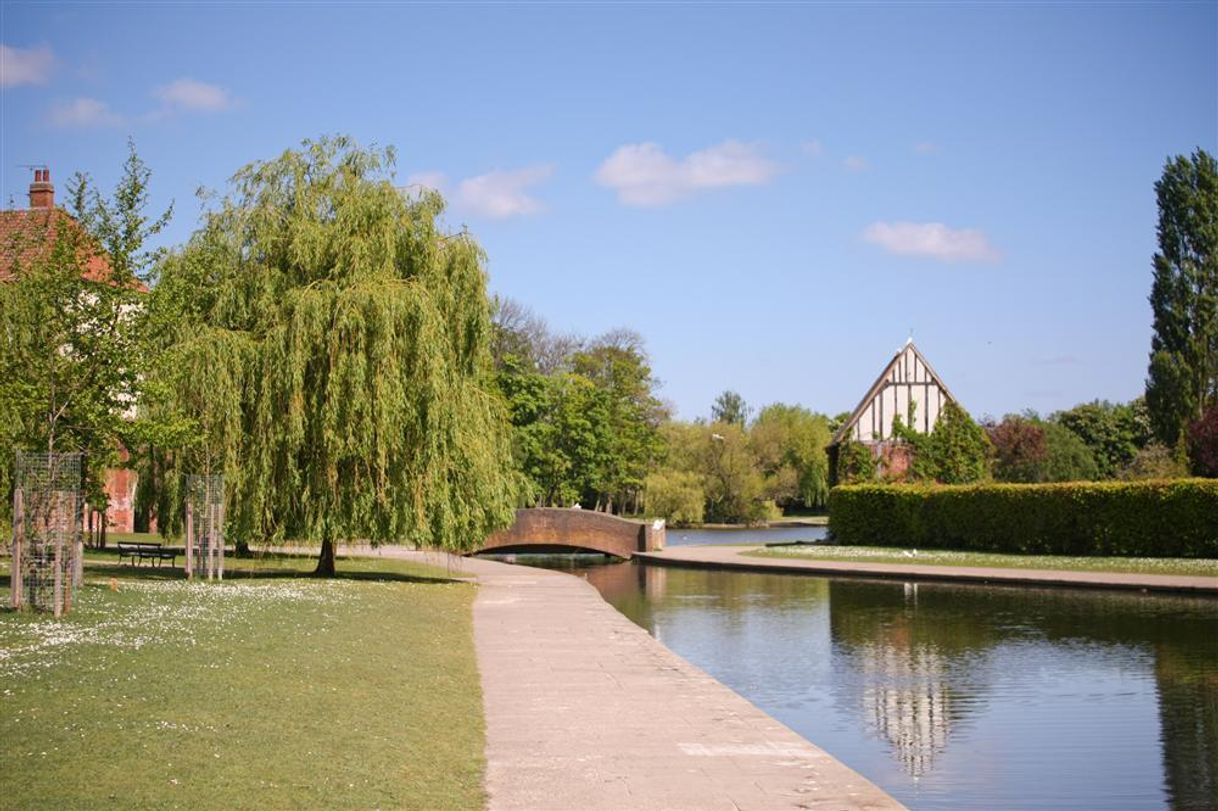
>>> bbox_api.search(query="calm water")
[558,559,1218,810]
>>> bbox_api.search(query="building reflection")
[828,581,979,778]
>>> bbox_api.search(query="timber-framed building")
[828,339,959,484]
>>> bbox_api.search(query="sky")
[2,1,1215,422]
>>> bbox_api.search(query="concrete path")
[393,549,902,811]
[637,545,1218,594]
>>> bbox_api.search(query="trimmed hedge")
[828,479,1218,558]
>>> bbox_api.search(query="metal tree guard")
[185,475,225,581]
[10,451,84,615]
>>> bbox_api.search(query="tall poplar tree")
[151,137,517,573]
[1146,149,1218,448]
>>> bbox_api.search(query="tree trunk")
[314,536,337,577]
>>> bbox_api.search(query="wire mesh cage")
[185,475,225,581]
[11,451,84,615]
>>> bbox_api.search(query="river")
[514,540,1218,810]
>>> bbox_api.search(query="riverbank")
[382,548,902,810]
[1,552,485,810]
[637,545,1218,594]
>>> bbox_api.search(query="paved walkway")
[636,545,1218,594]
[387,549,902,811]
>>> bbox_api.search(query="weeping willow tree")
[148,137,517,574]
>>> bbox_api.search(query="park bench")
[116,542,178,568]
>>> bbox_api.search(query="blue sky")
[2,2,1215,421]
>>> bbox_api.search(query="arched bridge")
[478,508,665,558]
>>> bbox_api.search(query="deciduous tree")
[151,137,516,573]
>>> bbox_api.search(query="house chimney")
[29,168,54,209]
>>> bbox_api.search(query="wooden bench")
[116,542,178,568]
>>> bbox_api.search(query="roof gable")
[830,340,959,446]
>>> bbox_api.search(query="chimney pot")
[29,167,55,209]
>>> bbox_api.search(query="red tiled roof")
[0,207,146,291]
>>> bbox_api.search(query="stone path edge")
[636,546,1218,595]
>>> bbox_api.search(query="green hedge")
[828,479,1218,558]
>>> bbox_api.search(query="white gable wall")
[847,345,950,443]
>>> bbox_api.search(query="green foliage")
[1041,422,1100,482]
[1053,399,1152,478]
[0,142,171,513]
[700,422,777,524]
[711,389,750,427]
[655,421,776,524]
[1119,442,1189,480]
[749,403,832,509]
[643,469,705,526]
[148,137,516,569]
[834,439,877,485]
[829,480,1218,558]
[494,329,664,513]
[891,401,991,484]
[989,413,1102,483]
[1146,148,1218,447]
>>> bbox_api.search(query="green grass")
[747,544,1218,577]
[1,552,485,810]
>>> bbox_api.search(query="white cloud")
[46,97,122,128]
[862,221,1000,263]
[153,78,233,112]
[802,139,824,157]
[843,155,869,172]
[595,140,778,206]
[405,171,448,193]
[914,142,939,154]
[1,44,54,87]
[457,165,553,219]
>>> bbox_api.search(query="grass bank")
[1,552,484,810]
[747,545,1218,578]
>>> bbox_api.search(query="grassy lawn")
[747,544,1218,578]
[1,551,485,810]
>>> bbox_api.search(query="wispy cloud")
[153,78,233,113]
[863,221,1000,263]
[457,165,553,219]
[46,97,122,128]
[802,139,824,158]
[914,142,939,155]
[595,140,778,206]
[404,171,448,193]
[1,44,54,87]
[843,155,869,172]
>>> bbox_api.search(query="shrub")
[1188,405,1218,477]
[1120,443,1189,480]
[828,479,1218,557]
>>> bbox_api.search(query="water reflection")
[575,561,1218,811]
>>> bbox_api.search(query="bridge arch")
[477,508,665,559]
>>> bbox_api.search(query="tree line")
[1,141,1215,556]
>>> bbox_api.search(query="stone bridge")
[478,508,665,559]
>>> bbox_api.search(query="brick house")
[1,169,142,533]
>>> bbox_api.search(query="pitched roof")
[0,207,142,289]
[830,339,959,446]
